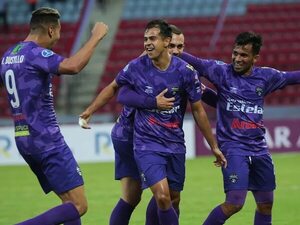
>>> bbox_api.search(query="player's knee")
[155,193,172,209]
[74,199,88,216]
[256,203,273,215]
[222,202,243,216]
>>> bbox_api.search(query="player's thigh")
[222,155,250,192]
[167,153,185,192]
[249,154,276,191]
[134,150,168,190]
[112,138,139,180]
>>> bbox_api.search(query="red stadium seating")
[94,2,300,114]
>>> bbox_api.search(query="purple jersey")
[111,106,135,141]
[0,41,65,152]
[181,52,300,156]
[116,55,202,154]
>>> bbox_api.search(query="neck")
[152,51,171,71]
[24,34,51,49]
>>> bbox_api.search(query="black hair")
[169,24,183,35]
[145,19,172,39]
[30,7,60,33]
[235,31,262,55]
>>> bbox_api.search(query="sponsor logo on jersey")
[148,105,181,115]
[148,116,180,128]
[226,98,263,114]
[41,49,54,57]
[231,118,262,129]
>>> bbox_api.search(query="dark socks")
[15,202,80,225]
[202,205,229,225]
[254,211,271,225]
[109,198,135,225]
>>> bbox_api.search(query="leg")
[252,191,273,225]
[15,143,85,225]
[249,155,275,225]
[110,138,142,225]
[150,178,178,225]
[170,190,181,217]
[109,177,142,225]
[145,191,180,225]
[203,155,250,225]
[203,190,247,225]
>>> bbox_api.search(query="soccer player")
[115,19,226,225]
[0,7,108,225]
[79,23,220,225]
[179,31,300,225]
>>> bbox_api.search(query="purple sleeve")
[265,69,300,94]
[117,85,157,109]
[201,86,217,108]
[31,48,65,75]
[284,71,300,85]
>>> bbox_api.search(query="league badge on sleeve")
[41,49,54,58]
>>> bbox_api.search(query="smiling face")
[232,43,259,75]
[144,27,170,60]
[168,33,185,56]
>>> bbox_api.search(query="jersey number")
[5,69,20,108]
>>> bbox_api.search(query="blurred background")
[1,0,300,162]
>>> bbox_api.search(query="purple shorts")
[17,140,84,194]
[222,154,276,192]
[112,138,140,180]
[134,150,185,191]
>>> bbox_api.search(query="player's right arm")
[201,84,218,108]
[79,79,119,128]
[58,22,108,75]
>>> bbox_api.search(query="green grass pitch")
[0,153,299,225]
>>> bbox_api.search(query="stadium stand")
[95,0,300,115]
[0,0,86,118]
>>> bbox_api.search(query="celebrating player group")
[1,5,300,225]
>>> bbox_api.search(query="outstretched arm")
[117,86,175,110]
[59,22,108,74]
[79,79,119,128]
[191,100,227,167]
[201,84,217,108]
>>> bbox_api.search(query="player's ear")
[253,54,260,64]
[48,25,54,38]
[164,37,171,48]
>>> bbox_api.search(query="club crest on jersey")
[186,64,195,71]
[171,87,179,95]
[256,87,263,96]
[41,49,54,57]
[229,174,238,183]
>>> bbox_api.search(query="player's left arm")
[191,101,227,167]
[284,71,300,85]
[265,69,300,95]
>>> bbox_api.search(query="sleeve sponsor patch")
[41,49,54,57]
